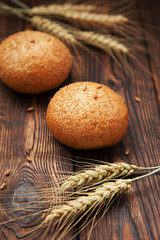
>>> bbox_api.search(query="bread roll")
[46,82,129,149]
[0,30,72,93]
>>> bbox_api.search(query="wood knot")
[10,182,41,224]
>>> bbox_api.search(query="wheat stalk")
[2,1,140,40]
[0,2,29,20]
[30,16,129,57]
[30,16,139,74]
[2,2,128,28]
[43,168,160,240]
[29,3,143,41]
[61,162,160,190]
[73,30,149,75]
[0,4,80,49]
[23,178,131,239]
[0,2,150,76]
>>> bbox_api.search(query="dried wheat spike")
[45,180,130,224]
[73,31,129,57]
[31,3,96,15]
[31,17,128,56]
[45,168,160,225]
[30,8,128,29]
[62,162,139,190]
[31,16,78,46]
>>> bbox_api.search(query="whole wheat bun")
[0,30,72,94]
[46,82,129,149]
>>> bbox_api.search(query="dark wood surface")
[0,0,160,240]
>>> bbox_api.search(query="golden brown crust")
[46,82,129,149]
[0,30,72,93]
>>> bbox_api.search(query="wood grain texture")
[0,0,160,240]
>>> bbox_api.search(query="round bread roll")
[0,30,72,93]
[46,82,129,149]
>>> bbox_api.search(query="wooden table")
[0,1,159,239]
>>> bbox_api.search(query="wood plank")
[75,0,160,239]
[0,0,159,240]
[143,0,160,112]
[0,1,74,239]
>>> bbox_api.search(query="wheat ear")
[61,162,160,190]
[45,168,160,226]
[6,3,128,27]
[31,3,97,14]
[76,31,128,52]
[30,16,128,57]
[73,31,129,63]
[73,30,148,75]
[30,16,78,47]
[0,3,149,76]
[29,7,128,28]
[44,179,129,224]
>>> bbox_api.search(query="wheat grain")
[5,169,11,176]
[45,179,129,224]
[27,107,34,112]
[31,16,78,46]
[61,162,141,190]
[82,85,87,91]
[0,183,6,190]
[135,97,141,102]
[27,156,32,162]
[125,149,130,155]
[41,213,46,220]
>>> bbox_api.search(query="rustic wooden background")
[0,0,160,239]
